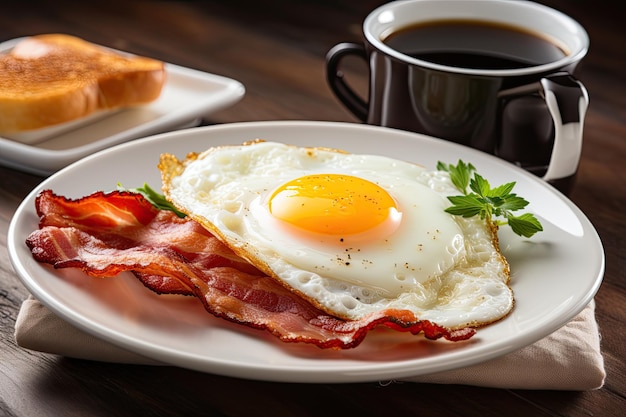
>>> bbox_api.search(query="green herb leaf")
[445,195,486,218]
[437,160,476,194]
[498,194,529,212]
[117,182,187,218]
[489,181,516,198]
[508,213,544,238]
[437,160,543,238]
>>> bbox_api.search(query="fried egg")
[160,141,512,329]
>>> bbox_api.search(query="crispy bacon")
[25,190,475,348]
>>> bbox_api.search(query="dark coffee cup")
[326,0,589,194]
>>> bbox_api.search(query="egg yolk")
[268,174,400,237]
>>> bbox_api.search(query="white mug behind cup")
[326,0,589,194]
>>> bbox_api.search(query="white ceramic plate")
[8,121,604,383]
[0,37,245,176]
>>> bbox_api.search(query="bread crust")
[0,34,165,132]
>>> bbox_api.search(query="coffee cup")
[326,0,589,193]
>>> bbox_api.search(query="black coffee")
[383,20,568,70]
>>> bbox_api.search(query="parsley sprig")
[117,182,187,218]
[437,160,543,238]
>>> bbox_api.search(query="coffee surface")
[383,20,567,69]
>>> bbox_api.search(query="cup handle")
[326,42,369,122]
[499,73,589,182]
[539,74,589,181]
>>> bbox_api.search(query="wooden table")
[1,1,624,415]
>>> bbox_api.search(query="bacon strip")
[26,190,475,348]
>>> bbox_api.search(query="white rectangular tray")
[0,37,245,175]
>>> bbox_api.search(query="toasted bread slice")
[0,34,165,133]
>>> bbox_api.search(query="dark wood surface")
[1,1,624,416]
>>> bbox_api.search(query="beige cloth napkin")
[14,295,605,390]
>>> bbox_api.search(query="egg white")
[160,141,512,329]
